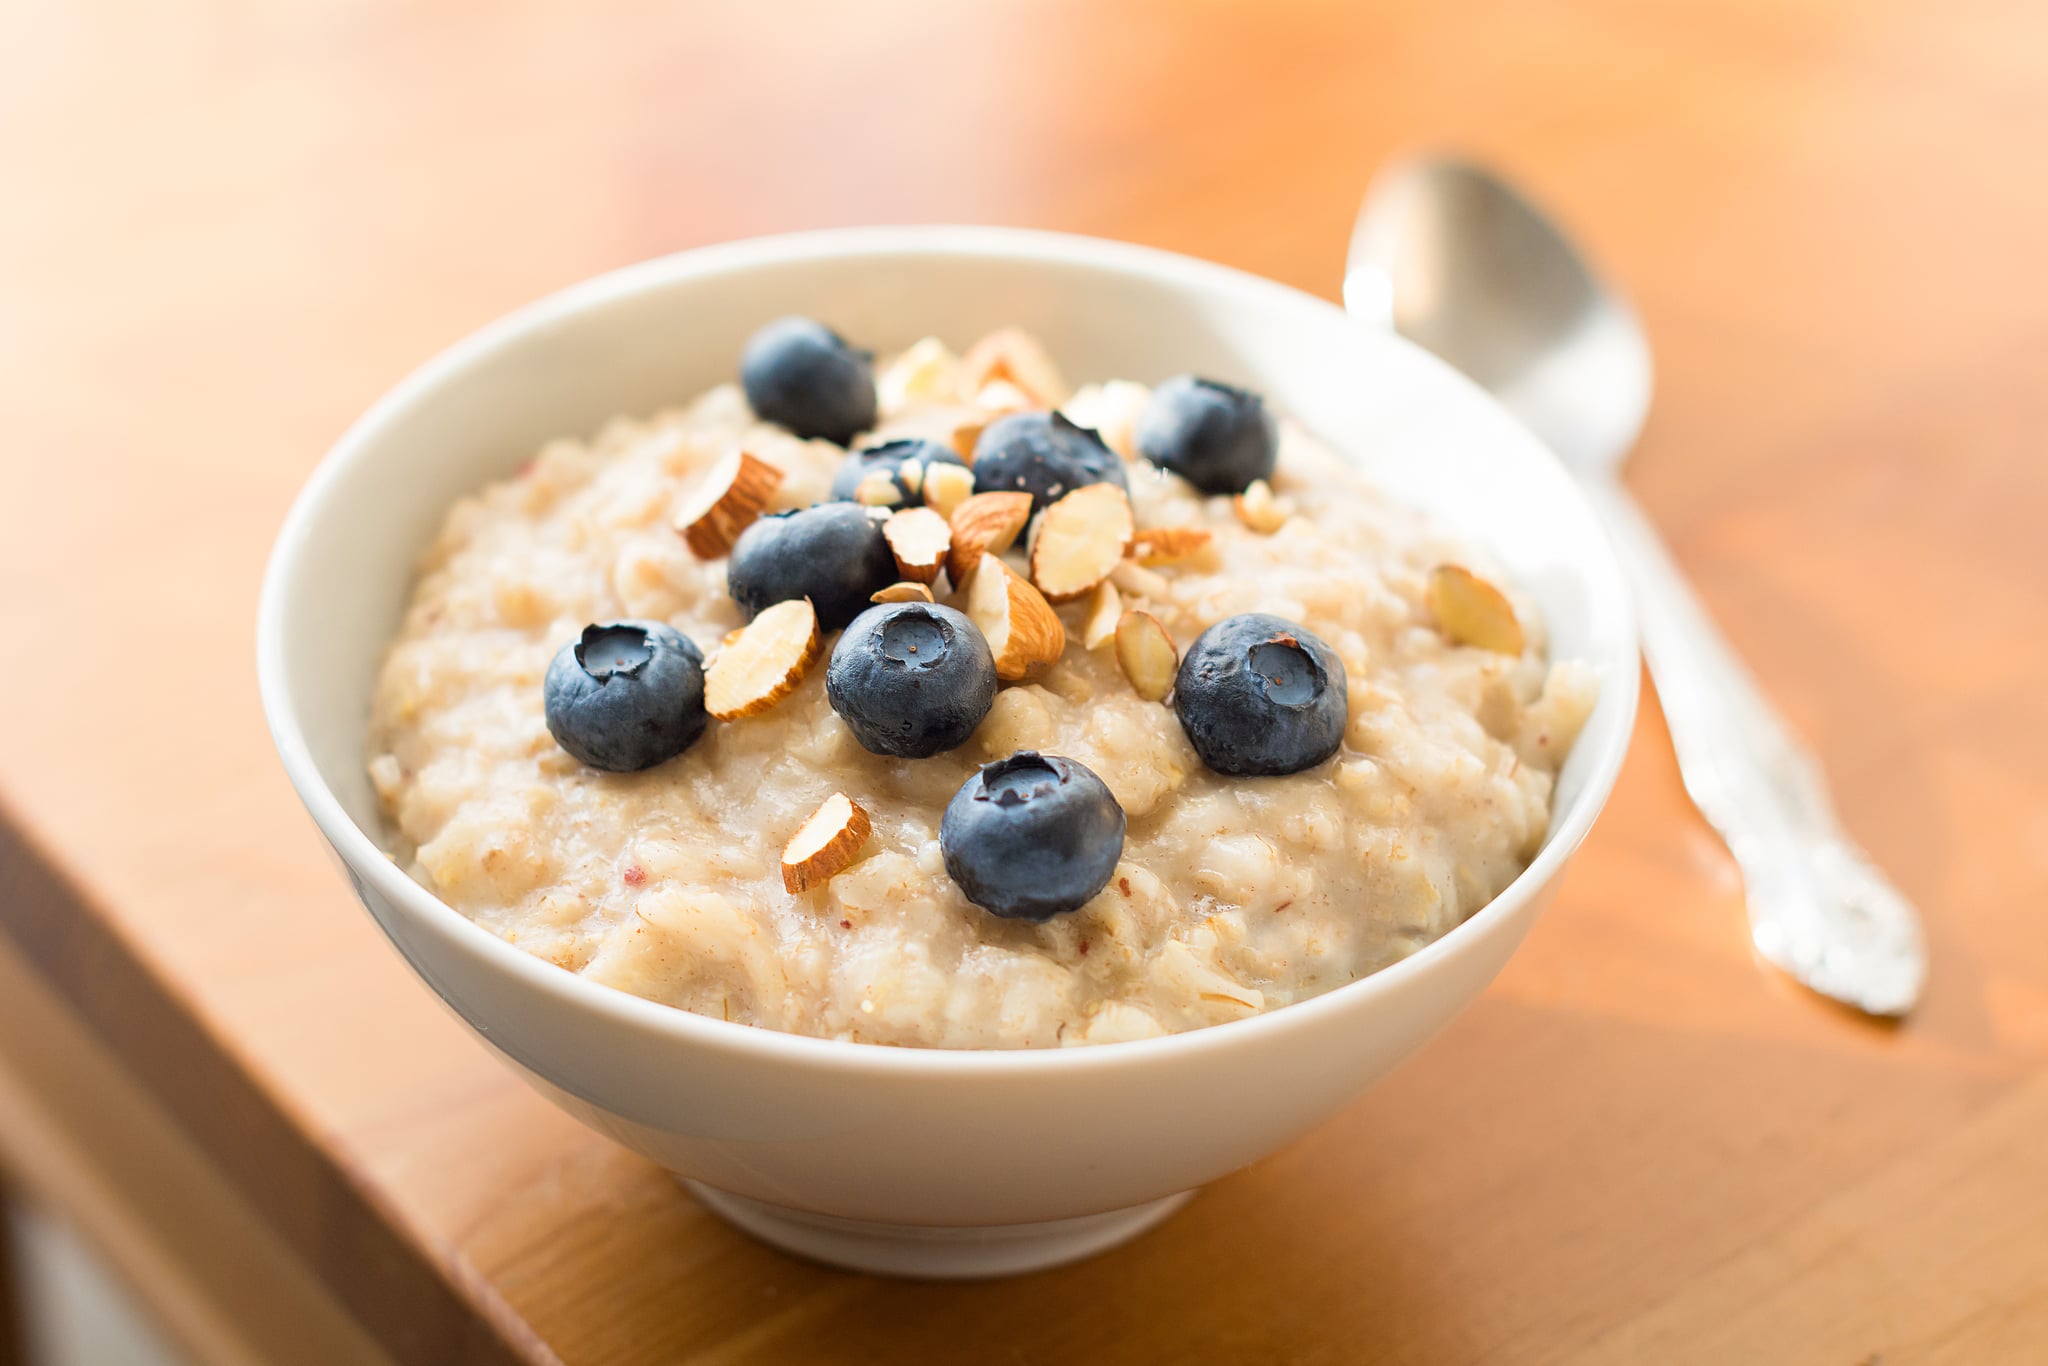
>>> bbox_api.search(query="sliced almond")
[704,598,822,719]
[945,490,1034,584]
[1130,525,1214,566]
[960,326,1070,408]
[781,793,872,894]
[871,581,936,604]
[876,336,960,417]
[973,378,1036,415]
[883,506,952,584]
[1109,559,1171,600]
[853,470,903,507]
[1030,484,1134,602]
[1059,379,1151,460]
[1114,609,1179,701]
[1233,479,1292,535]
[673,450,784,559]
[1080,580,1122,650]
[1427,564,1525,655]
[922,462,977,519]
[870,405,988,461]
[964,553,1066,681]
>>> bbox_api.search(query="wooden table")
[3,1,2045,1360]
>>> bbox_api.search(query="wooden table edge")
[0,800,556,1366]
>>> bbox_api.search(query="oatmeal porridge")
[368,323,1596,1049]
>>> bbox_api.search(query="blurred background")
[3,1,2044,1362]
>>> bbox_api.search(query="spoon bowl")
[1347,157,1653,473]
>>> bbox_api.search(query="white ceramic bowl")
[258,227,1637,1278]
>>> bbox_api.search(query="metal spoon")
[1346,156,1926,1017]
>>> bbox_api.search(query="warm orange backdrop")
[3,1,2046,1362]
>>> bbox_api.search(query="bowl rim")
[257,223,1639,1078]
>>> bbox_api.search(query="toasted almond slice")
[1114,609,1179,701]
[973,378,1036,415]
[1109,559,1171,600]
[883,506,952,584]
[871,581,936,604]
[1030,484,1134,602]
[781,792,872,893]
[961,327,1070,408]
[1233,479,1292,534]
[1059,379,1152,460]
[922,462,977,519]
[705,599,822,719]
[674,450,784,559]
[946,490,1034,584]
[897,458,926,495]
[964,553,1066,681]
[1427,564,1526,655]
[1080,580,1122,650]
[876,336,960,417]
[853,470,903,507]
[1129,525,1214,565]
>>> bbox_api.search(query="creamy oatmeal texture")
[368,336,1596,1049]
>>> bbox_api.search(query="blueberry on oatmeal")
[970,410,1127,514]
[1173,613,1348,776]
[830,438,967,509]
[740,317,877,445]
[1135,374,1277,494]
[941,752,1126,920]
[726,502,899,631]
[827,602,998,758]
[543,621,708,772]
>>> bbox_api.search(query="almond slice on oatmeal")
[1233,479,1292,535]
[853,469,905,507]
[704,598,822,719]
[945,490,1034,584]
[781,792,872,893]
[964,553,1065,681]
[883,506,952,584]
[1129,525,1214,566]
[960,326,1069,408]
[972,378,1037,415]
[1030,483,1134,602]
[1427,564,1526,655]
[1115,609,1179,701]
[674,449,784,559]
[876,336,960,417]
[921,462,977,519]
[871,581,936,604]
[1080,579,1122,650]
[1108,559,1171,600]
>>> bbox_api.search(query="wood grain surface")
[3,0,2046,1361]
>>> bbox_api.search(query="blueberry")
[726,502,898,631]
[941,752,1126,920]
[740,317,877,445]
[1134,375,1278,494]
[1172,613,1349,776]
[830,438,967,509]
[543,621,708,771]
[826,603,998,758]
[970,411,1127,514]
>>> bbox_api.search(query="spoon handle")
[1582,477,1927,1015]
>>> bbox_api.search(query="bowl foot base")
[682,1181,1193,1279]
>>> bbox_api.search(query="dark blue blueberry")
[829,438,968,509]
[740,317,877,445]
[970,411,1127,514]
[726,502,898,631]
[940,752,1126,921]
[826,602,997,758]
[543,621,707,772]
[1172,613,1348,776]
[1134,375,1278,495]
